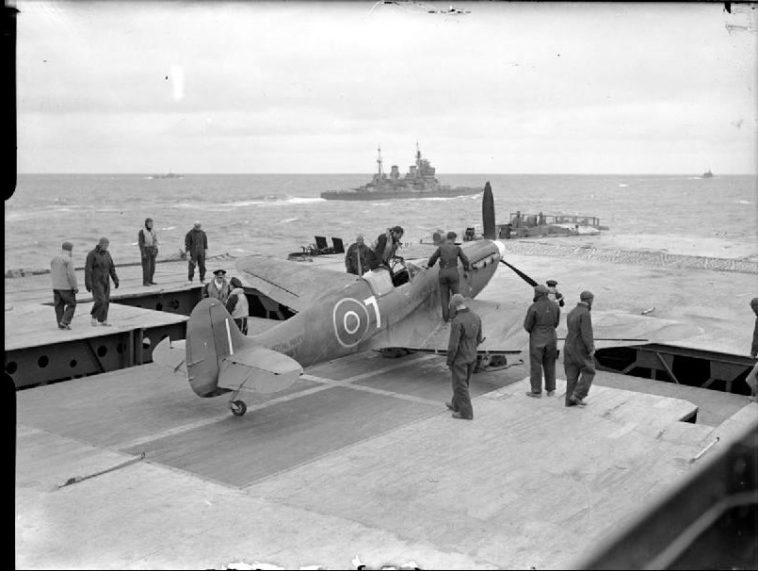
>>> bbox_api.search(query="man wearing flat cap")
[50,241,79,329]
[185,221,208,283]
[564,290,596,407]
[203,268,231,304]
[85,237,119,327]
[524,283,561,398]
[445,293,483,420]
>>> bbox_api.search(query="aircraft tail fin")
[183,298,302,397]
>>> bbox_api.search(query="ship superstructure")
[321,144,481,200]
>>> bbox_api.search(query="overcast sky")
[15,1,758,174]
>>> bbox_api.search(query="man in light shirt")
[50,241,79,330]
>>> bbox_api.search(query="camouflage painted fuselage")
[250,239,506,367]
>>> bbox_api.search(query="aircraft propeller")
[499,259,539,288]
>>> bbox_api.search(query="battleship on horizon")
[320,143,482,200]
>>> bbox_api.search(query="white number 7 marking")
[363,295,381,329]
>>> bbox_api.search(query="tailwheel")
[230,400,247,417]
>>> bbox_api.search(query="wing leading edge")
[368,298,527,355]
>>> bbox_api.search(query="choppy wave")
[416,194,483,202]
[6,173,757,272]
[171,196,325,211]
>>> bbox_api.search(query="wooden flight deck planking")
[4,301,188,352]
[15,352,757,569]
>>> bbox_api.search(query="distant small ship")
[320,144,481,201]
[702,169,714,178]
[149,172,183,180]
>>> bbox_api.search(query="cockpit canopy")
[361,257,422,296]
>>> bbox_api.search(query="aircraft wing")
[152,338,187,373]
[367,300,702,355]
[564,310,703,349]
[367,298,528,355]
[235,255,361,313]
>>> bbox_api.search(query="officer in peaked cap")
[546,279,565,307]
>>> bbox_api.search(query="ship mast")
[376,145,383,177]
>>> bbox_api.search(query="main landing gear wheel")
[474,354,510,373]
[230,400,247,416]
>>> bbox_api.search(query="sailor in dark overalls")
[84,237,119,326]
[428,231,471,321]
[564,291,597,407]
[445,294,483,420]
[524,284,560,398]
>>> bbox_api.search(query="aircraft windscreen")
[405,261,423,281]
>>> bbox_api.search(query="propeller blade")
[482,181,496,239]
[499,259,539,287]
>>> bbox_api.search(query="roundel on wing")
[333,298,370,348]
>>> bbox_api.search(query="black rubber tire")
[230,400,247,416]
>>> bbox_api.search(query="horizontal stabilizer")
[219,344,303,394]
[152,338,187,373]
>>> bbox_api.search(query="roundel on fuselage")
[332,298,370,348]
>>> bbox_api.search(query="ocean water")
[4,173,757,273]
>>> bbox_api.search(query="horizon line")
[14,172,757,177]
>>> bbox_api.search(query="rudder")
[186,298,246,397]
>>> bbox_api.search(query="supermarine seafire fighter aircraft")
[154,183,696,416]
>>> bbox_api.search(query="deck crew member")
[345,234,371,275]
[748,297,758,401]
[85,237,119,327]
[445,293,483,420]
[564,290,596,407]
[204,269,231,304]
[225,277,249,334]
[138,217,159,286]
[524,284,560,398]
[185,221,208,284]
[546,279,565,307]
[50,241,79,330]
[368,225,404,271]
[427,231,471,321]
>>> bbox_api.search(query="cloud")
[15,1,757,173]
